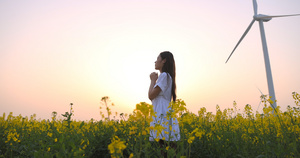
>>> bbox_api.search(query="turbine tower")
[225,0,300,109]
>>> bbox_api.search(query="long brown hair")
[160,51,176,101]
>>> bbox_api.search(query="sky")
[1,0,300,121]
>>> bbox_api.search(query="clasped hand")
[150,72,158,81]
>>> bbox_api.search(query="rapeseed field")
[1,92,299,157]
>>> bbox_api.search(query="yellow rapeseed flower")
[142,130,147,135]
[108,136,127,157]
[47,132,52,137]
[188,136,195,144]
[80,139,84,145]
[155,138,160,142]
[129,153,134,158]
[267,98,274,104]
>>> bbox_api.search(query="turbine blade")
[256,86,264,111]
[260,13,300,19]
[225,19,255,63]
[253,0,258,15]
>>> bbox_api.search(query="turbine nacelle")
[254,14,272,22]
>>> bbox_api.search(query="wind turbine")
[225,0,300,109]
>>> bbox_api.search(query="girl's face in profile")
[155,55,165,71]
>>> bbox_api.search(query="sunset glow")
[1,0,300,121]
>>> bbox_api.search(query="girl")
[148,51,180,151]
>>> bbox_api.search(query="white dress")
[149,72,180,141]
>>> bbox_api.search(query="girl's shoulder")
[159,72,171,81]
[160,72,170,76]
